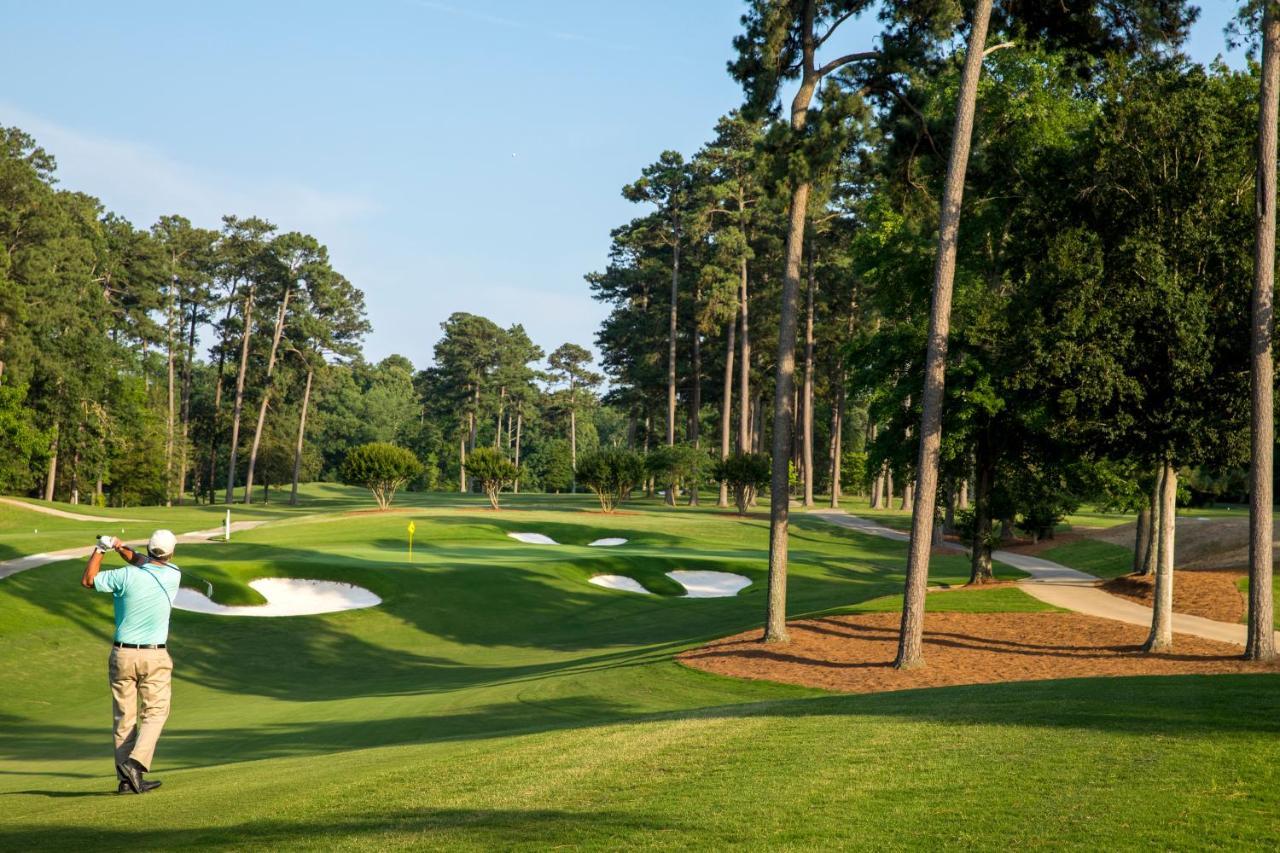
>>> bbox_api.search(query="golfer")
[81,530,181,794]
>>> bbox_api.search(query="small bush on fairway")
[713,452,771,515]
[576,448,645,512]
[339,442,422,509]
[464,447,520,509]
[647,444,711,506]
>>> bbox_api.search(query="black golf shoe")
[116,758,150,793]
[116,778,162,794]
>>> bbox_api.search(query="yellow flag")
[407,520,416,562]
[408,521,416,536]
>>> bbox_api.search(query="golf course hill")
[2,485,1278,849]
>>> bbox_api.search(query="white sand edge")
[174,578,381,617]
[508,532,559,545]
[666,570,752,598]
[588,575,652,595]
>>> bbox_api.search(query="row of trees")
[590,0,1279,665]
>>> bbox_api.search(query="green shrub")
[646,444,711,506]
[576,448,645,512]
[465,447,520,509]
[339,442,422,509]
[712,452,771,515]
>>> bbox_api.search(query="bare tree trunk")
[719,315,736,508]
[289,366,314,506]
[1144,461,1177,653]
[885,466,895,507]
[738,259,752,453]
[802,253,816,508]
[667,239,679,446]
[44,424,59,501]
[896,0,993,670]
[514,412,523,494]
[459,437,467,493]
[177,303,197,505]
[165,281,176,507]
[765,50,821,642]
[828,382,844,508]
[1133,504,1151,574]
[245,285,292,504]
[1140,475,1159,576]
[958,478,969,509]
[225,288,255,504]
[969,437,994,584]
[1248,2,1280,662]
[570,407,578,494]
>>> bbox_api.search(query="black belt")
[113,642,166,649]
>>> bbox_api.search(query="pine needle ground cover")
[2,489,1277,849]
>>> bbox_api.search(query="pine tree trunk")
[969,440,995,584]
[958,478,969,509]
[178,303,198,505]
[765,54,820,642]
[44,424,59,501]
[1133,504,1151,574]
[570,407,578,494]
[1248,2,1280,662]
[738,258,751,453]
[165,281,176,507]
[244,286,292,504]
[667,239,679,446]
[225,288,255,504]
[1144,461,1177,653]
[896,0,993,670]
[828,382,844,508]
[206,299,234,504]
[802,253,816,508]
[514,412,522,493]
[289,366,314,506]
[1141,475,1160,576]
[885,465,894,507]
[459,438,467,492]
[719,314,736,508]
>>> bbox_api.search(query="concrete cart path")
[0,521,268,580]
[814,510,1279,648]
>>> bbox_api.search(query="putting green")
[2,487,1277,849]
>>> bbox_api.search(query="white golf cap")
[148,529,177,559]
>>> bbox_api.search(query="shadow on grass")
[0,807,681,850]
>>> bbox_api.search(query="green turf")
[1038,539,1137,579]
[2,490,1278,849]
[1235,577,1280,629]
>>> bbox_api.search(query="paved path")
[0,521,268,581]
[0,496,137,522]
[815,510,1280,648]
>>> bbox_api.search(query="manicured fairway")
[2,489,1277,849]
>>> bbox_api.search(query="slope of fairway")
[2,493,1277,849]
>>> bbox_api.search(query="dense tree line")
[590,0,1278,664]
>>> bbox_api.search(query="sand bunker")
[174,578,381,617]
[508,532,559,545]
[667,570,752,598]
[588,538,627,547]
[588,574,652,594]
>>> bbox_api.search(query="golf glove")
[95,535,117,553]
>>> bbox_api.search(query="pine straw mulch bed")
[677,611,1278,694]
[1102,570,1247,625]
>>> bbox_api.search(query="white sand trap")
[174,578,381,617]
[588,574,652,594]
[666,570,752,598]
[588,538,627,547]
[508,532,559,545]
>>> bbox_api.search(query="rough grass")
[2,488,1278,849]
[1039,539,1136,579]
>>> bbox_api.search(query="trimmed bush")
[465,447,520,509]
[712,452,771,515]
[340,442,422,510]
[576,448,645,512]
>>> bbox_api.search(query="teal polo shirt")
[94,561,181,645]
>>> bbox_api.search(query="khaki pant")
[109,647,172,774]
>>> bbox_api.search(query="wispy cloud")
[408,0,635,51]
[0,103,376,235]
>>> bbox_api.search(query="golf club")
[97,535,215,597]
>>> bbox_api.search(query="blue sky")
[0,1,1247,369]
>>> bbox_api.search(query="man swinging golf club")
[81,529,181,794]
